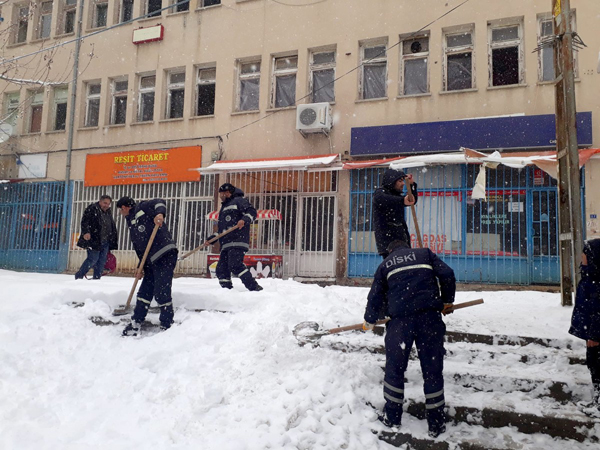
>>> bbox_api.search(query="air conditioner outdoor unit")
[296,102,332,136]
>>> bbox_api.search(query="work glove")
[441,304,454,316]
[363,321,375,331]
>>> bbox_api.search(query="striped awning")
[206,209,282,221]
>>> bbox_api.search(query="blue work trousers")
[383,311,446,434]
[132,250,177,328]
[215,247,259,291]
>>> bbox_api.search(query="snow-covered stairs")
[322,327,600,449]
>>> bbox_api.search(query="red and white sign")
[207,254,284,279]
[133,24,164,45]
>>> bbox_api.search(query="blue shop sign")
[350,112,593,156]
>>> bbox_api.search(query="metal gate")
[0,181,70,272]
[228,169,338,278]
[348,165,584,285]
[68,177,215,274]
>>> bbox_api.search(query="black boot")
[159,303,174,330]
[122,320,141,337]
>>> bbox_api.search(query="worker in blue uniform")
[117,196,178,336]
[363,239,456,438]
[205,183,262,292]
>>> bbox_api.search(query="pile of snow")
[0,270,592,449]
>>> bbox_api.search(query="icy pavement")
[0,269,597,449]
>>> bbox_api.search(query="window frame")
[165,69,186,119]
[84,81,101,127]
[137,73,156,122]
[3,92,21,130]
[145,0,162,18]
[58,0,76,35]
[308,48,336,103]
[537,13,578,82]
[399,33,430,96]
[194,65,216,117]
[197,0,221,8]
[169,0,189,13]
[442,25,475,92]
[91,0,108,29]
[270,54,298,109]
[110,78,128,125]
[52,86,68,131]
[37,0,54,39]
[117,0,134,23]
[358,39,388,100]
[235,58,261,112]
[487,19,525,88]
[27,90,44,133]
[13,4,30,44]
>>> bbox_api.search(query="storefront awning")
[206,209,283,221]
[195,154,340,173]
[343,148,600,179]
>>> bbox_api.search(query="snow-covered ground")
[0,269,597,449]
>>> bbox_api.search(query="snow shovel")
[405,176,423,248]
[293,299,484,344]
[112,224,160,316]
[177,225,240,261]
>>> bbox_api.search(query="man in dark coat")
[205,183,262,292]
[569,239,600,417]
[75,195,118,280]
[373,168,418,258]
[363,239,456,438]
[116,196,178,336]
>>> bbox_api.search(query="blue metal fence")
[0,181,71,273]
[348,165,584,285]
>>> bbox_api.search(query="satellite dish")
[0,123,13,143]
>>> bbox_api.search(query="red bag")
[103,252,117,275]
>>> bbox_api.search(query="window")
[169,0,189,12]
[4,92,20,129]
[119,0,134,22]
[60,0,76,34]
[538,14,578,82]
[443,27,474,91]
[199,0,220,7]
[92,0,108,28]
[195,67,216,116]
[400,34,429,95]
[166,70,185,119]
[359,40,387,100]
[28,91,44,133]
[110,79,128,125]
[309,49,335,103]
[53,86,68,130]
[488,20,524,87]
[14,5,29,43]
[137,74,155,122]
[237,59,260,112]
[271,55,297,108]
[38,1,53,39]
[146,0,162,17]
[85,82,101,127]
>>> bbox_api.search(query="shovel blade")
[293,321,329,345]
[112,306,131,316]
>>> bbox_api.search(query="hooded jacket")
[76,202,118,251]
[213,188,257,251]
[372,169,418,254]
[569,239,600,341]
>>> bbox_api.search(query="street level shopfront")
[347,113,594,285]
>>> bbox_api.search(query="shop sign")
[84,146,201,186]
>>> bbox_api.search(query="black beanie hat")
[116,196,136,208]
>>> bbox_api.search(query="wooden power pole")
[552,0,582,306]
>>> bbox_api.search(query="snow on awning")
[207,209,283,221]
[195,154,340,173]
[343,148,600,179]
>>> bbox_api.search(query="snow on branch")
[0,74,65,86]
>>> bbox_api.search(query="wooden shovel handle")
[178,225,240,261]
[405,177,423,248]
[123,223,160,311]
[326,299,484,335]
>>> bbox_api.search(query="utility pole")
[552,0,582,306]
[58,0,85,266]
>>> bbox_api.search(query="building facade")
[0,0,599,283]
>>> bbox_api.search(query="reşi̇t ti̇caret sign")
[84,146,201,186]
